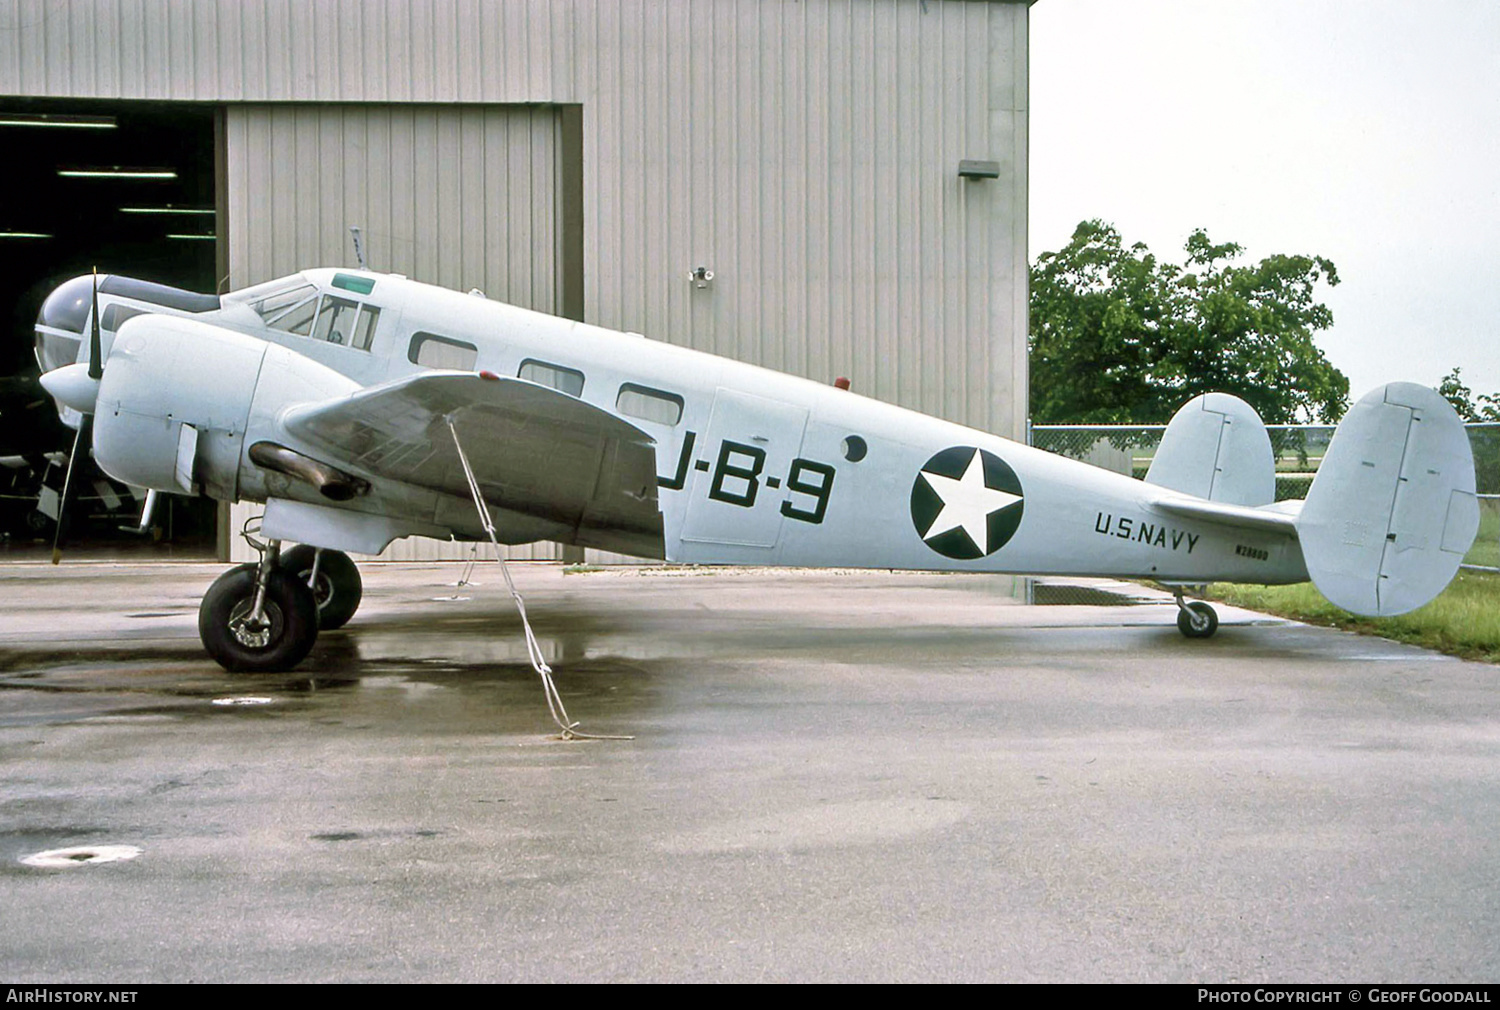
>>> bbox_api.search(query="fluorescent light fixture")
[166,233,217,241]
[0,231,52,239]
[119,206,215,215]
[59,167,178,179]
[0,112,116,129]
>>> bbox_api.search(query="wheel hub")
[228,599,283,650]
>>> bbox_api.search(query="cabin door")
[678,388,810,550]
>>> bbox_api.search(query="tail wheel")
[199,564,319,672]
[280,545,363,630]
[1176,600,1219,639]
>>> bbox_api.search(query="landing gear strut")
[1171,587,1219,639]
[198,529,319,672]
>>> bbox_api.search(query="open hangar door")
[0,98,219,557]
[224,103,577,563]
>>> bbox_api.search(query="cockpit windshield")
[221,274,308,306]
[223,273,381,350]
[222,273,310,316]
[222,274,320,331]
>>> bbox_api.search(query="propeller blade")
[87,268,103,381]
[50,415,90,564]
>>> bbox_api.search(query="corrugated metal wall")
[2,0,1030,558]
[224,104,560,315]
[224,103,564,561]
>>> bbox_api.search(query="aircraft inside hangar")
[0,99,218,555]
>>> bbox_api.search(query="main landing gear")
[280,544,363,630]
[1171,587,1219,639]
[198,524,363,672]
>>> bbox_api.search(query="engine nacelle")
[93,315,359,501]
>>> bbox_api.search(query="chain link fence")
[1029,421,1500,572]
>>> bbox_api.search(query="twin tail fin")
[1144,385,1478,616]
[1296,382,1478,616]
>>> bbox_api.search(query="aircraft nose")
[37,274,99,333]
[34,274,100,373]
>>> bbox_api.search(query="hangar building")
[0,0,1031,561]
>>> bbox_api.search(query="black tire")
[1176,600,1219,639]
[280,545,363,630]
[199,564,320,672]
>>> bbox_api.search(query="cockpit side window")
[350,305,381,350]
[312,296,361,345]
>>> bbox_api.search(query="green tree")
[1438,367,1500,496]
[1437,367,1500,421]
[1029,220,1350,424]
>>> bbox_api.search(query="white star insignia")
[919,449,1022,554]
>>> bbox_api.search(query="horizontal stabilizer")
[1296,382,1478,615]
[1145,393,1275,506]
[1152,495,1299,536]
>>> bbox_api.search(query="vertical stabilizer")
[1296,383,1478,615]
[1144,393,1275,505]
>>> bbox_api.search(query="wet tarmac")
[1,561,1497,982]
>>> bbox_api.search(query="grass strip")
[1209,569,1500,665]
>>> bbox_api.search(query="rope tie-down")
[447,418,632,741]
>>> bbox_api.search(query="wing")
[281,371,663,556]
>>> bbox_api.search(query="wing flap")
[281,371,664,554]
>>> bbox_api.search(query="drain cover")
[21,845,142,868]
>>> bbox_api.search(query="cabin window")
[101,304,148,331]
[312,295,361,346]
[519,359,585,397]
[409,332,478,370]
[616,383,684,426]
[350,305,380,351]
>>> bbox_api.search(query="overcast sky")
[1028,0,1500,405]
